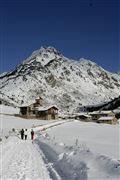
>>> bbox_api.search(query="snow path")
[0,137,51,180]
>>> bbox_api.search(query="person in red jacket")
[31,129,34,140]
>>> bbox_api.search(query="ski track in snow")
[0,137,51,180]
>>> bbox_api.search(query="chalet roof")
[90,111,113,115]
[73,113,91,117]
[66,113,91,118]
[80,114,92,118]
[98,116,115,121]
[35,105,58,111]
[20,102,34,107]
[113,108,120,113]
[100,111,114,114]
[36,96,43,100]
[74,112,86,116]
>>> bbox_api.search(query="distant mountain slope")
[0,46,120,113]
[85,96,120,112]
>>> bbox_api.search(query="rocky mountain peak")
[0,46,120,113]
[23,46,64,66]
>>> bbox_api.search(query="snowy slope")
[0,46,120,113]
[85,95,120,112]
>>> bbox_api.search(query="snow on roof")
[73,112,86,116]
[35,105,58,111]
[74,113,92,117]
[100,111,113,114]
[98,116,115,121]
[113,108,120,113]
[21,101,43,107]
[90,111,113,115]
[20,102,34,107]
[36,96,43,100]
[66,113,92,118]
[90,111,100,115]
[82,114,92,118]
[35,107,47,111]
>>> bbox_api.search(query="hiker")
[20,129,24,140]
[31,129,34,140]
[24,129,28,140]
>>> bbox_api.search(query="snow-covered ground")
[0,105,120,179]
[0,105,20,115]
[46,120,120,160]
[35,133,120,180]
[0,105,58,138]
[0,137,51,180]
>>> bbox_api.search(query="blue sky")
[0,0,119,73]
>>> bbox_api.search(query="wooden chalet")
[90,111,115,121]
[35,105,58,120]
[97,116,118,125]
[20,97,43,118]
[74,113,92,122]
[63,113,92,122]
[19,97,58,120]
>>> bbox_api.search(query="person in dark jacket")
[31,129,34,140]
[20,129,24,140]
[24,129,28,140]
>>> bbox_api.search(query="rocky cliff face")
[0,46,120,113]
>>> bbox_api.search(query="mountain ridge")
[0,46,120,113]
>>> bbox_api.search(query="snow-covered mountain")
[85,95,120,112]
[0,46,120,113]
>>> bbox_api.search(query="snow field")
[46,120,120,160]
[0,105,120,179]
[35,133,120,180]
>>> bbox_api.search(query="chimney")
[35,97,43,106]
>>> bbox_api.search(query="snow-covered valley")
[0,105,120,179]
